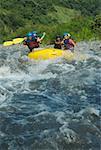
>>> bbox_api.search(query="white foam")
[34,111,51,118]
[55,63,75,73]
[29,72,57,81]
[55,111,67,125]
[77,107,100,117]
[0,66,11,77]
[59,124,78,143]
[0,86,13,106]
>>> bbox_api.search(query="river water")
[0,41,101,150]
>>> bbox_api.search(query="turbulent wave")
[0,42,101,150]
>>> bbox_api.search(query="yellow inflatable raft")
[28,48,75,60]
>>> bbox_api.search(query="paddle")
[3,41,14,46]
[13,38,24,44]
[3,37,24,46]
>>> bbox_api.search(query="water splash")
[0,41,101,150]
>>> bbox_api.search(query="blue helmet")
[63,32,71,37]
[32,31,37,38]
[32,31,37,34]
[63,32,68,36]
[26,32,33,37]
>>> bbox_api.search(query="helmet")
[32,31,37,37]
[63,32,68,36]
[56,35,61,40]
[26,32,33,37]
[67,33,71,37]
[63,32,71,37]
[56,35,61,38]
[32,31,37,34]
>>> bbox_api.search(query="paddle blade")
[13,38,24,44]
[3,41,14,46]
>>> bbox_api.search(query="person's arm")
[70,39,76,46]
[23,37,27,45]
[61,40,64,45]
[23,40,27,45]
[37,32,46,42]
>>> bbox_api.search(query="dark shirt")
[24,39,39,52]
[54,39,62,49]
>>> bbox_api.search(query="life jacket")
[64,39,74,50]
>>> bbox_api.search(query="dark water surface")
[0,42,101,150]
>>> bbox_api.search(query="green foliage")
[91,15,101,38]
[61,0,101,16]
[0,0,101,43]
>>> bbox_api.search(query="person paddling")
[54,35,63,49]
[23,32,46,52]
[63,33,76,52]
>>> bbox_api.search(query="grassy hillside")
[61,0,101,16]
[0,0,101,43]
[47,6,81,23]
